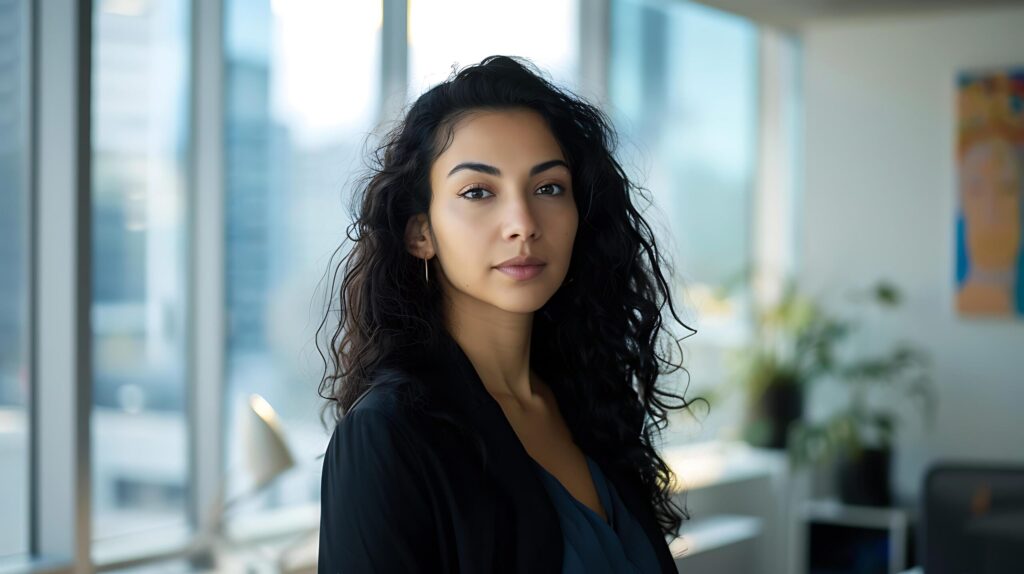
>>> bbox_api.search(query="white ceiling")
[690,0,1024,31]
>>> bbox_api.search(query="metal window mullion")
[379,0,408,127]
[32,0,92,571]
[752,27,799,306]
[188,0,226,552]
[753,27,802,574]
[578,0,611,108]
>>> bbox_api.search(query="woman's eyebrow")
[446,159,569,179]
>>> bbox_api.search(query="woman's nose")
[503,194,541,240]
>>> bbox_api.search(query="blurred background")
[2,0,1022,573]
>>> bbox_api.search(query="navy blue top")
[531,454,663,573]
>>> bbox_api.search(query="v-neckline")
[533,455,614,527]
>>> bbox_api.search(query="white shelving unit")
[661,440,798,574]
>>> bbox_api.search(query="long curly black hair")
[316,55,704,539]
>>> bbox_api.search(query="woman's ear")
[404,213,434,259]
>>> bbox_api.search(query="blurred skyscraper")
[0,0,29,408]
[225,52,275,356]
[90,0,192,543]
[0,0,30,558]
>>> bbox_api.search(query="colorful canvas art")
[955,67,1024,317]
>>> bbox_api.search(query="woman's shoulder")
[319,368,448,570]
[334,362,486,465]
[334,363,460,440]
[324,367,436,479]
[338,366,428,427]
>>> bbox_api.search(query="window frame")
[27,0,93,573]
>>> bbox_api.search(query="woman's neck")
[443,301,539,409]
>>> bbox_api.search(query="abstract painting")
[955,67,1024,317]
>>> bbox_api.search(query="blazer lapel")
[420,328,564,572]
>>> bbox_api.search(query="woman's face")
[960,136,1021,269]
[412,107,578,316]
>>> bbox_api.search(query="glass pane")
[223,0,380,520]
[610,0,757,291]
[609,0,759,441]
[408,0,579,103]
[0,0,31,560]
[90,0,192,552]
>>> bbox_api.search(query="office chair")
[921,463,1024,574]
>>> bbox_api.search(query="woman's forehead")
[431,109,566,175]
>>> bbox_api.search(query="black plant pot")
[745,383,803,450]
[836,447,892,507]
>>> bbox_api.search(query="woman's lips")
[495,264,546,280]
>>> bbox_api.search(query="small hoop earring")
[424,257,429,283]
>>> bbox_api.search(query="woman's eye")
[459,187,494,200]
[537,183,566,196]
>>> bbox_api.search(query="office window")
[610,0,757,292]
[609,0,759,438]
[90,0,192,554]
[0,0,31,559]
[223,0,380,518]
[407,0,579,101]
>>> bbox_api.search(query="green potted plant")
[715,269,937,506]
[785,285,938,506]
[714,268,846,450]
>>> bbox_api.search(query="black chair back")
[921,463,1024,574]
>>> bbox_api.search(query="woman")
[316,55,702,573]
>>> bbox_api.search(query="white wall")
[799,5,1024,504]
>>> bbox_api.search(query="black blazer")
[318,328,678,573]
